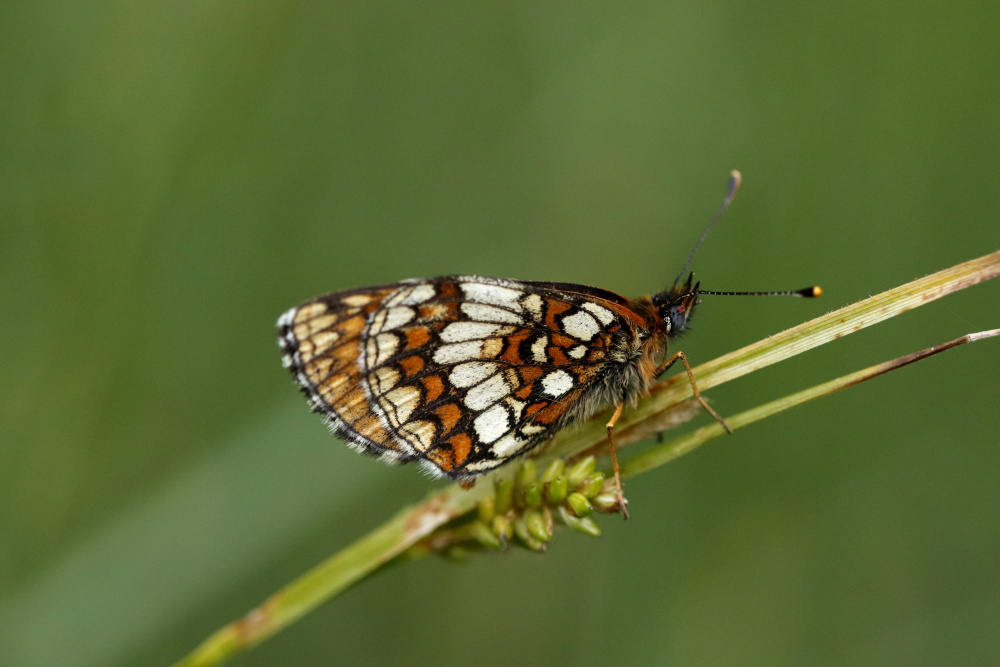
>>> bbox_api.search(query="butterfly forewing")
[278,276,641,480]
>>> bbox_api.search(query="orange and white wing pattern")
[277,276,651,481]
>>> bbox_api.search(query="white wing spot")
[541,370,574,397]
[294,303,329,322]
[369,366,400,394]
[370,306,415,334]
[401,284,436,305]
[530,335,549,363]
[461,282,524,309]
[367,332,399,366]
[474,404,510,444]
[440,321,508,343]
[294,313,337,340]
[433,341,485,364]
[464,459,502,473]
[568,345,587,359]
[491,432,529,458]
[399,420,436,451]
[383,286,413,307]
[561,311,600,341]
[581,301,615,325]
[382,306,416,331]
[308,329,340,355]
[504,397,526,421]
[341,294,373,307]
[463,373,510,411]
[520,294,544,322]
[461,302,522,324]
[381,385,420,425]
[450,362,498,388]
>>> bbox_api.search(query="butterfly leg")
[656,351,733,435]
[606,402,631,520]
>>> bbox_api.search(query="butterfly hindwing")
[278,276,640,479]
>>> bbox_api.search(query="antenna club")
[728,170,742,198]
[804,286,823,298]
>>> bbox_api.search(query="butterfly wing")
[277,276,647,480]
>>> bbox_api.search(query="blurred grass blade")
[175,481,493,667]
[174,250,998,667]
[621,328,1000,478]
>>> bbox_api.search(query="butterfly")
[276,172,819,516]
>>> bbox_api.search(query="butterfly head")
[653,273,700,339]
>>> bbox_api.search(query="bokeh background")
[2,2,998,666]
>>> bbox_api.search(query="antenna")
[684,286,823,299]
[672,170,742,286]
[668,171,822,302]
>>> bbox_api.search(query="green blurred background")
[2,2,998,665]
